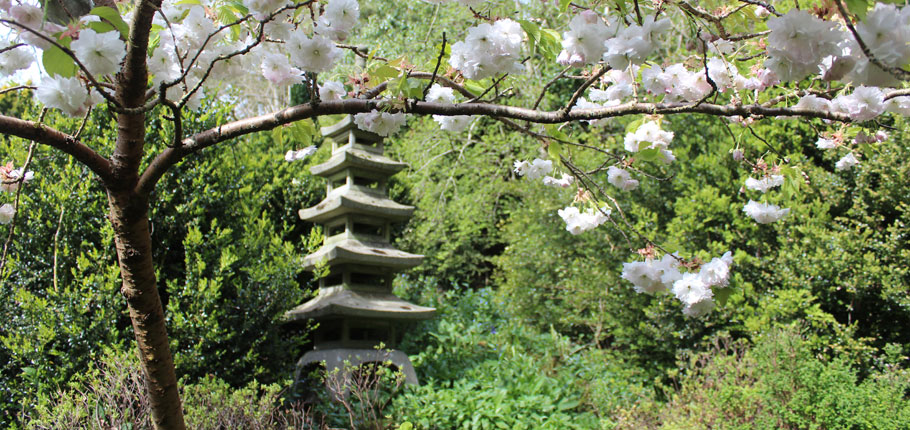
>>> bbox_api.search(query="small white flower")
[70,29,127,77]
[743,200,790,224]
[0,203,15,224]
[607,166,639,191]
[744,175,784,193]
[835,153,860,171]
[284,146,317,162]
[289,33,342,73]
[816,137,837,149]
[353,110,407,137]
[319,81,346,101]
[672,273,713,306]
[682,297,715,318]
[699,252,732,288]
[542,174,574,188]
[36,76,90,117]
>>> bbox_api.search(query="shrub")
[614,329,910,430]
[23,348,321,430]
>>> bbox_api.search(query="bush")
[614,329,910,430]
[23,348,321,430]
[391,284,650,429]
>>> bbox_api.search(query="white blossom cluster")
[0,203,14,225]
[543,173,574,188]
[607,166,638,191]
[623,251,733,317]
[744,175,784,193]
[319,81,347,101]
[556,11,670,70]
[513,158,553,180]
[449,19,525,79]
[623,121,675,163]
[284,146,317,162]
[0,162,34,225]
[426,84,474,132]
[557,206,610,235]
[742,200,790,224]
[602,15,671,70]
[765,5,910,86]
[353,110,407,137]
[558,10,613,67]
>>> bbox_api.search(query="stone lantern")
[287,115,434,389]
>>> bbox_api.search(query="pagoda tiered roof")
[298,186,414,223]
[285,286,436,321]
[302,238,424,271]
[310,147,407,177]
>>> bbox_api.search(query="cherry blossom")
[513,158,553,180]
[835,153,860,171]
[353,110,407,137]
[317,81,345,101]
[743,200,790,224]
[0,203,14,224]
[744,175,784,193]
[284,146,318,162]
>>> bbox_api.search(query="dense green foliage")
[0,93,324,426]
[3,1,910,428]
[616,330,910,430]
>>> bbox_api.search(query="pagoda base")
[295,348,418,399]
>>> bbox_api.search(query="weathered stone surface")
[286,286,436,322]
[310,147,407,177]
[299,187,414,224]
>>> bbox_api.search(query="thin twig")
[533,66,571,110]
[74,107,92,140]
[0,86,36,96]
[562,66,609,117]
[422,32,447,100]
[52,207,65,292]
[467,74,509,103]
[0,142,36,280]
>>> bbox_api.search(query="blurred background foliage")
[2,0,909,428]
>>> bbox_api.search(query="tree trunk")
[107,190,187,430]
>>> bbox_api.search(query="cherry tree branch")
[135,93,855,196]
[0,86,36,96]
[0,114,113,183]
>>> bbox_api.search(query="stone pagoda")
[287,115,434,388]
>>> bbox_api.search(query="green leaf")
[518,19,541,53]
[714,286,734,307]
[559,0,572,12]
[844,0,869,19]
[625,118,644,134]
[544,124,569,142]
[637,148,660,161]
[463,80,486,96]
[369,64,399,81]
[87,22,116,35]
[537,29,562,61]
[42,46,77,77]
[89,7,129,37]
[547,141,563,160]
